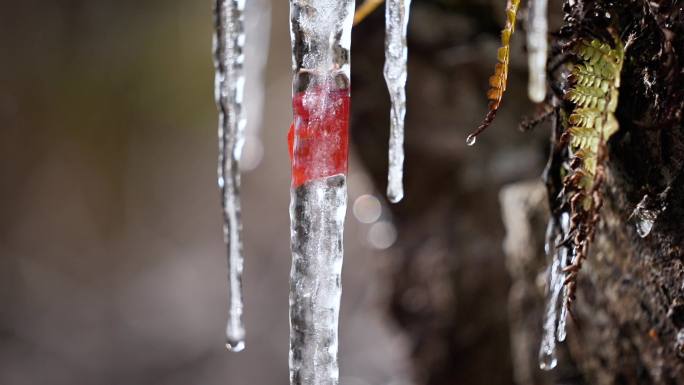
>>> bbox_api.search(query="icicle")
[555,212,571,344]
[526,0,548,103]
[556,288,569,341]
[384,0,411,203]
[538,219,564,371]
[288,0,354,384]
[213,0,247,352]
[240,0,272,172]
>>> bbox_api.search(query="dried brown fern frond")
[466,0,521,146]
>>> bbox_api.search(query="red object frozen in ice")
[288,84,350,187]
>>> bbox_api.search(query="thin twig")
[354,0,384,26]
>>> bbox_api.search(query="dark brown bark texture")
[351,0,684,384]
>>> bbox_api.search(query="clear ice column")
[384,0,411,203]
[538,223,564,370]
[539,213,571,370]
[213,0,247,352]
[288,0,354,384]
[526,0,548,102]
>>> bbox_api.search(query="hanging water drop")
[384,0,411,203]
[539,348,558,371]
[288,0,354,383]
[635,217,655,238]
[629,194,664,238]
[526,0,548,103]
[213,0,247,352]
[466,134,477,146]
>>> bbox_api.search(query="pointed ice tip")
[225,339,245,352]
[466,134,477,146]
[528,87,546,103]
[387,189,404,204]
[539,355,558,371]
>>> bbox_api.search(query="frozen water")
[555,212,571,343]
[240,0,272,172]
[289,0,354,383]
[290,0,355,77]
[384,0,411,203]
[213,0,247,351]
[539,219,565,371]
[526,0,547,102]
[629,194,663,238]
[289,176,347,385]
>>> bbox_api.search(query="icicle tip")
[226,339,245,352]
[387,187,404,203]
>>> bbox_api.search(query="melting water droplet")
[539,348,558,371]
[636,218,654,238]
[629,194,666,238]
[226,339,246,352]
[466,134,477,146]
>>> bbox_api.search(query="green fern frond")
[558,35,624,312]
[565,37,624,178]
[567,85,609,110]
[572,64,610,92]
[575,40,621,80]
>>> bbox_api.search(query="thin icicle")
[539,219,563,371]
[213,0,247,352]
[556,287,569,341]
[288,0,354,384]
[538,212,572,371]
[526,0,548,102]
[539,252,563,370]
[556,213,572,344]
[384,0,411,203]
[240,0,272,172]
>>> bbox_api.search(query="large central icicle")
[526,0,548,102]
[288,0,354,384]
[213,0,247,352]
[289,176,347,385]
[384,0,411,203]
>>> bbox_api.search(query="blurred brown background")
[0,0,554,384]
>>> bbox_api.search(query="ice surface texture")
[539,213,571,370]
[288,0,354,384]
[527,0,547,102]
[384,0,411,203]
[213,0,247,352]
[289,176,347,385]
[539,221,564,370]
